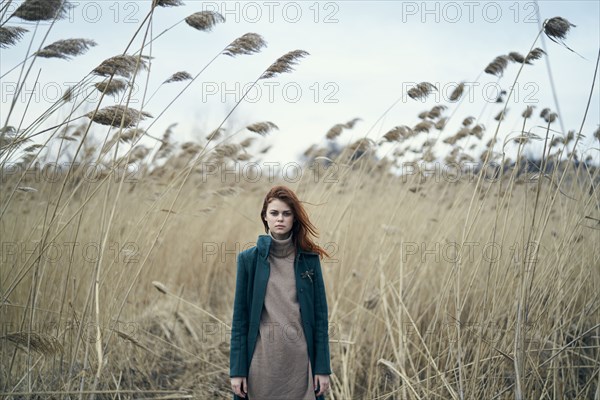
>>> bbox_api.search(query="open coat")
[230,234,332,400]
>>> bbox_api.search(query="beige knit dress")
[247,231,315,400]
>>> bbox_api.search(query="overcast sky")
[1,0,599,168]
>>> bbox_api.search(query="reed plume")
[185,11,225,32]
[153,0,184,7]
[94,78,128,96]
[522,105,534,118]
[544,17,576,42]
[348,138,375,153]
[86,105,153,128]
[36,38,96,59]
[471,124,485,139]
[247,121,279,136]
[222,33,266,57]
[382,126,412,142]
[508,52,526,63]
[413,120,433,133]
[423,149,435,162]
[121,128,145,142]
[0,27,28,48]
[544,112,558,123]
[13,0,72,21]
[240,137,256,148]
[236,153,252,161]
[407,82,437,100]
[494,109,507,121]
[206,127,225,141]
[484,55,509,76]
[427,105,447,119]
[435,117,448,130]
[449,82,464,101]
[214,143,242,159]
[325,118,361,140]
[260,50,310,80]
[65,87,83,104]
[525,48,545,63]
[164,71,192,84]
[93,54,150,79]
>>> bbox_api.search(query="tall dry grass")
[1,1,599,399]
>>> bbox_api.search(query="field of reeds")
[1,1,599,399]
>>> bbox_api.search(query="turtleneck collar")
[268,230,295,258]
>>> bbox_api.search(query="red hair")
[261,185,330,259]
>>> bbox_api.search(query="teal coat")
[230,234,332,399]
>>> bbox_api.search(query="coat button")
[300,288,304,292]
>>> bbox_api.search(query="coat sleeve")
[313,257,332,375]
[230,251,249,377]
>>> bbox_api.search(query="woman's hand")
[231,376,247,398]
[314,374,330,396]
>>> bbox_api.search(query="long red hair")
[261,185,330,259]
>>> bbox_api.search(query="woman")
[230,185,332,399]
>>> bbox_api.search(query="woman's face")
[264,198,294,239]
